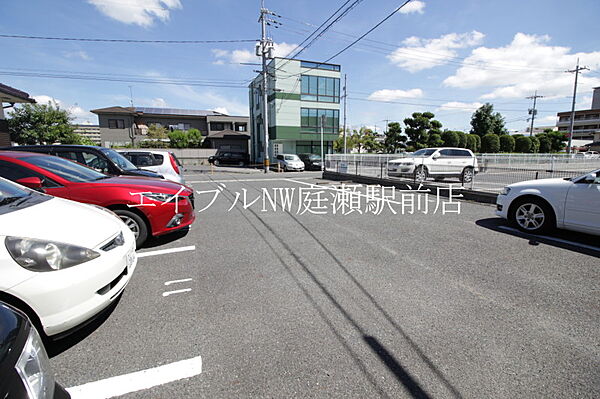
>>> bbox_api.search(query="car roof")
[118,149,169,154]
[0,150,51,159]
[5,144,102,149]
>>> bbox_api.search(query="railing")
[325,153,600,193]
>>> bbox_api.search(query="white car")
[387,147,479,183]
[0,177,137,338]
[496,168,600,235]
[118,149,186,184]
[275,154,305,172]
[574,151,599,159]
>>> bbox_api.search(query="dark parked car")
[1,145,163,179]
[298,153,323,171]
[0,301,70,398]
[208,151,249,166]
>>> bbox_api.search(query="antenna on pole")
[128,85,134,107]
[525,91,543,137]
[566,58,589,154]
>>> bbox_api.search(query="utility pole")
[343,74,347,154]
[258,1,275,172]
[128,85,134,107]
[566,58,589,154]
[526,91,543,137]
[320,114,325,171]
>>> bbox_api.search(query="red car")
[0,151,195,247]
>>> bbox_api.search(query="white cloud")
[388,31,485,72]
[443,33,600,100]
[87,0,182,27]
[162,85,248,116]
[436,101,484,112]
[212,42,299,64]
[368,88,424,101]
[399,1,425,14]
[539,115,558,124]
[149,97,168,107]
[63,50,92,61]
[33,95,96,124]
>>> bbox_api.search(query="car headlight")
[5,237,100,272]
[15,326,55,398]
[141,192,177,203]
[500,187,511,195]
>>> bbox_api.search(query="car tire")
[214,160,220,166]
[461,167,474,184]
[414,165,428,182]
[509,197,555,234]
[113,209,148,248]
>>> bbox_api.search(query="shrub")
[499,135,515,152]
[481,133,500,153]
[168,130,189,148]
[428,133,443,147]
[441,131,459,147]
[538,134,552,153]
[466,134,479,152]
[515,136,532,153]
[530,136,540,153]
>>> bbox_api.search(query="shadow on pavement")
[476,218,600,258]
[46,294,122,357]
[140,227,191,249]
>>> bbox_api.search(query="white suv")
[387,147,478,183]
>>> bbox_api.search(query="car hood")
[126,169,163,178]
[92,176,191,194]
[508,177,572,189]
[0,196,124,249]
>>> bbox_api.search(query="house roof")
[90,106,227,117]
[206,129,250,139]
[0,83,35,104]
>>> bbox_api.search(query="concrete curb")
[322,171,499,204]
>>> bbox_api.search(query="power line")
[0,34,257,44]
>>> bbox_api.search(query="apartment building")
[73,124,101,144]
[556,87,600,142]
[249,58,341,164]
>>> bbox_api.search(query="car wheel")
[509,197,555,234]
[414,165,428,182]
[461,167,474,184]
[214,160,220,166]
[113,209,148,248]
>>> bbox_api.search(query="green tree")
[403,112,442,150]
[543,129,567,152]
[481,133,500,153]
[147,124,168,139]
[530,136,540,153]
[360,128,381,153]
[537,134,552,153]
[187,128,203,147]
[382,122,407,153]
[441,130,460,147]
[465,134,479,152]
[470,103,507,137]
[168,130,189,148]
[8,101,75,144]
[427,133,444,147]
[454,131,467,148]
[499,135,515,152]
[515,136,532,153]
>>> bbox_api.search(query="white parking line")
[137,245,196,258]
[497,226,600,252]
[67,356,202,399]
[164,278,193,286]
[162,288,192,297]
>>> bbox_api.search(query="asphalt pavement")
[49,170,600,398]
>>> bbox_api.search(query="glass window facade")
[300,61,341,71]
[301,108,339,134]
[301,75,340,103]
[296,141,333,155]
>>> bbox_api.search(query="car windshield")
[24,155,108,182]
[285,155,299,161]
[100,148,138,171]
[0,177,48,214]
[413,149,437,156]
[309,155,321,161]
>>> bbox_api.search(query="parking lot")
[49,169,599,398]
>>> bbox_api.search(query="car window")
[22,155,108,183]
[439,149,452,157]
[130,153,155,167]
[153,154,164,165]
[0,160,60,187]
[0,177,50,215]
[54,150,81,162]
[413,149,436,156]
[81,151,110,173]
[276,155,284,160]
[99,148,138,171]
[285,155,299,160]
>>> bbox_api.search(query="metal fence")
[325,153,600,193]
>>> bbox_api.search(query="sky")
[2,0,600,133]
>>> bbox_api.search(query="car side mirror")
[16,177,44,191]
[582,173,598,184]
[432,153,440,160]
